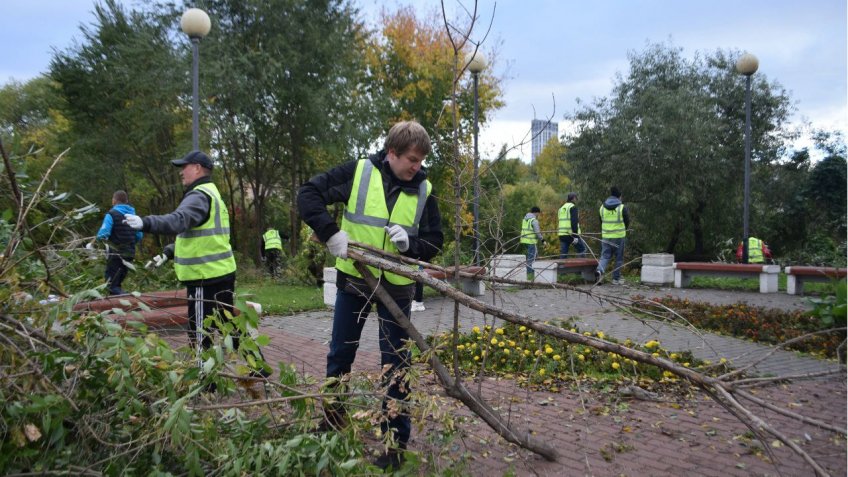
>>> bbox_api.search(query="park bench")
[426,265,487,296]
[72,290,189,328]
[673,262,780,293]
[784,266,847,295]
[549,258,599,281]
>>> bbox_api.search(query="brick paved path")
[165,283,847,475]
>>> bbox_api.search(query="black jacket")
[297,151,443,262]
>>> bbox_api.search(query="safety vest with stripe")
[335,159,432,286]
[557,202,581,236]
[747,237,764,263]
[263,229,283,250]
[600,204,626,239]
[520,216,538,245]
[174,182,237,281]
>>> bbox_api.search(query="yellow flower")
[473,355,480,361]
[652,353,660,358]
[596,331,605,339]
[472,326,481,334]
[503,349,511,355]
[578,354,585,361]
[457,344,465,351]
[553,354,561,361]
[519,326,527,332]
[524,350,531,357]
[545,347,554,354]
[490,338,498,345]
[670,353,679,360]
[500,358,506,363]
[535,350,542,357]
[495,328,505,335]
[508,340,516,347]
[611,362,620,370]
[484,325,491,330]
[498,341,505,347]
[645,340,660,350]
[539,369,546,376]
[720,358,727,364]
[662,370,675,379]
[583,331,592,336]
[683,362,690,367]
[481,351,487,357]
[570,328,577,333]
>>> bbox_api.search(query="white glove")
[326,231,349,259]
[153,253,169,267]
[123,214,143,230]
[384,225,409,252]
[572,237,579,245]
[85,242,94,250]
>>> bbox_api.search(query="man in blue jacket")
[94,190,142,295]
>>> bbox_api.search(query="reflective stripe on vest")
[174,182,236,281]
[557,202,580,236]
[263,229,283,250]
[520,217,538,244]
[748,237,764,263]
[336,159,431,285]
[600,204,626,238]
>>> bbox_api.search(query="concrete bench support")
[640,253,674,285]
[785,266,847,295]
[492,254,528,286]
[427,266,487,296]
[673,262,780,293]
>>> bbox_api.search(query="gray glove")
[85,242,95,250]
[326,231,349,259]
[152,253,169,267]
[572,237,579,245]
[385,225,409,252]
[123,214,143,230]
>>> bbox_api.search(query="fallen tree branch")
[349,255,558,461]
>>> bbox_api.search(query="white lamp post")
[181,8,211,151]
[735,53,758,263]
[468,50,486,266]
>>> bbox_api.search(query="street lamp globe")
[181,8,211,39]
[468,50,487,74]
[735,53,759,76]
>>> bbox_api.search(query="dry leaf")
[24,423,42,442]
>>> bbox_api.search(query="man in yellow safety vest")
[260,227,284,278]
[520,206,544,279]
[123,150,269,386]
[557,192,585,258]
[297,121,443,470]
[595,186,630,285]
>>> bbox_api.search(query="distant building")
[531,119,558,163]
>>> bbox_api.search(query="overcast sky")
[3,0,846,161]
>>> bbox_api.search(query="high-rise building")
[531,119,558,163]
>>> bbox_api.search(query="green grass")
[238,280,325,315]
[689,273,837,295]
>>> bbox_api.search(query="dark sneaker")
[372,449,404,470]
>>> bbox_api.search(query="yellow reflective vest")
[263,229,283,250]
[600,204,626,239]
[174,183,237,281]
[335,159,432,286]
[520,216,538,245]
[747,237,764,263]
[557,202,580,236]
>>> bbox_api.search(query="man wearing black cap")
[124,151,268,382]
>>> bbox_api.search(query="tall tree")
[49,0,186,212]
[198,0,377,256]
[566,42,793,258]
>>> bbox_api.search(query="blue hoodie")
[97,203,143,243]
[601,196,630,230]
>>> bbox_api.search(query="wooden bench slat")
[785,266,847,278]
[673,262,766,272]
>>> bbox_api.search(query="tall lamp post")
[181,8,211,151]
[736,53,758,263]
[468,50,486,266]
